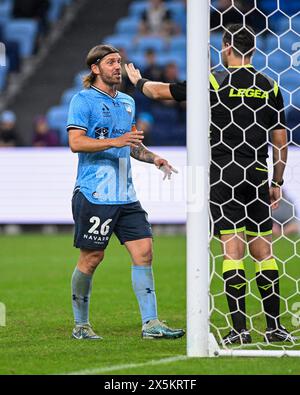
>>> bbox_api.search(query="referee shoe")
[222,329,252,345]
[264,325,298,343]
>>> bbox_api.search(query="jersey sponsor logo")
[95,127,109,140]
[229,88,269,99]
[102,103,111,117]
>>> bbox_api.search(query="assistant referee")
[127,24,296,345]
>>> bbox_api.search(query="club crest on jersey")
[102,103,111,117]
[95,127,108,140]
[124,104,132,114]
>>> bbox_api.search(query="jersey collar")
[91,85,119,99]
[227,64,254,69]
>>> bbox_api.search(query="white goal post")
[187,0,300,357]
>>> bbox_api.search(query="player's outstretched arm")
[68,129,144,153]
[125,63,173,100]
[130,143,178,180]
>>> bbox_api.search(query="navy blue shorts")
[72,191,153,250]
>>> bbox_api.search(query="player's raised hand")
[154,157,178,180]
[113,131,144,148]
[124,63,143,86]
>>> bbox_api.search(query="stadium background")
[0,0,299,375]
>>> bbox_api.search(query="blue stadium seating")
[128,1,148,18]
[74,70,87,87]
[61,87,81,105]
[280,31,300,54]
[48,0,66,23]
[47,105,69,145]
[127,52,147,69]
[103,35,134,52]
[210,32,223,51]
[156,52,186,70]
[135,36,166,52]
[267,50,291,74]
[169,35,186,52]
[167,2,185,18]
[116,17,140,35]
[291,15,300,33]
[0,64,8,92]
[4,19,39,58]
[265,34,279,54]
[0,0,12,25]
[253,52,267,70]
[280,69,300,92]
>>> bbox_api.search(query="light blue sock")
[131,265,158,324]
[71,267,93,325]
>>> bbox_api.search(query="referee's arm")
[271,85,288,185]
[125,63,185,101]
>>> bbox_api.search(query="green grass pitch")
[0,233,299,375]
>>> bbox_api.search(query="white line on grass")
[63,355,188,375]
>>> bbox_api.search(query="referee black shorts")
[210,161,273,237]
[72,191,153,250]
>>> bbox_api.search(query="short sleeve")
[67,93,90,132]
[169,81,186,101]
[270,85,286,130]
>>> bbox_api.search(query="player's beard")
[99,68,122,87]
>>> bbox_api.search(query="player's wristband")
[136,78,150,93]
[271,179,284,187]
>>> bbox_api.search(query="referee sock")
[255,259,280,329]
[223,260,247,332]
[71,267,93,326]
[131,266,158,324]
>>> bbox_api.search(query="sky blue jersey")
[67,85,138,205]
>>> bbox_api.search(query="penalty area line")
[62,355,188,375]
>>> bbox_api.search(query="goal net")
[208,0,300,356]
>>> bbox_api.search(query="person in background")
[139,0,179,37]
[13,0,50,35]
[32,115,59,147]
[143,49,163,81]
[0,110,18,147]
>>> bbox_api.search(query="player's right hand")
[113,131,144,148]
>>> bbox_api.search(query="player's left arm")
[270,86,288,209]
[130,144,178,180]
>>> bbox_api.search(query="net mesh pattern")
[209,0,300,350]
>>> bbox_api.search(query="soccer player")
[125,63,186,102]
[210,24,296,344]
[67,44,185,340]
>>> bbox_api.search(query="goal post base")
[209,333,300,357]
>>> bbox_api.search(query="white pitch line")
[63,355,188,375]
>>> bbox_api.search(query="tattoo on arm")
[130,144,156,163]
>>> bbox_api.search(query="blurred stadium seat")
[61,87,81,105]
[128,1,148,18]
[103,34,134,52]
[0,64,8,92]
[135,36,166,52]
[116,17,140,35]
[4,19,39,58]
[47,105,69,145]
[0,0,12,25]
